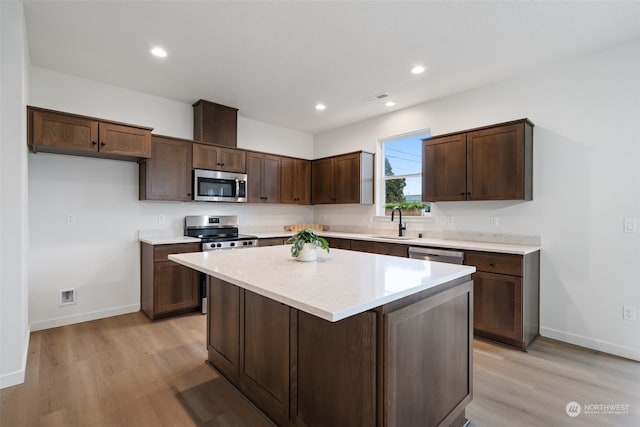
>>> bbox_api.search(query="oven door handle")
[236,179,240,198]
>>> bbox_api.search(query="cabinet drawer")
[154,243,201,262]
[465,251,522,276]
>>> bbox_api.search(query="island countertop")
[169,245,475,322]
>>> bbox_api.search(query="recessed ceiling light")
[411,65,425,74]
[151,47,167,58]
[385,101,396,107]
[315,103,326,111]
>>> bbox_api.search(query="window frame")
[376,128,431,217]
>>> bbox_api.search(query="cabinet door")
[246,152,264,203]
[247,153,280,203]
[140,136,192,201]
[467,122,525,200]
[32,110,99,153]
[193,100,238,147]
[473,271,523,344]
[219,147,246,173]
[422,134,467,201]
[296,159,311,204]
[324,237,351,250]
[351,240,408,257]
[311,157,335,204]
[98,122,151,158]
[280,157,297,204]
[295,310,376,427]
[334,153,360,203]
[192,143,219,169]
[153,262,199,315]
[239,291,290,426]
[258,238,286,247]
[262,154,281,203]
[208,278,241,383]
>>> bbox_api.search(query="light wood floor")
[1,312,638,426]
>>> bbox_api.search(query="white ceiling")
[23,1,640,134]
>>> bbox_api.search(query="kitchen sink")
[369,235,416,240]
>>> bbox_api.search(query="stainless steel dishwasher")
[408,247,465,264]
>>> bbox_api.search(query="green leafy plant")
[285,229,330,258]
[384,201,429,210]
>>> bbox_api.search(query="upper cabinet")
[192,143,246,173]
[28,107,152,161]
[193,99,238,148]
[311,151,374,205]
[280,157,311,205]
[247,152,281,203]
[422,119,533,202]
[139,135,193,201]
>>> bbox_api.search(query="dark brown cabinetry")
[258,238,286,247]
[422,119,533,201]
[207,279,291,426]
[139,135,193,201]
[466,250,539,350]
[280,157,311,204]
[350,239,409,257]
[323,237,352,250]
[193,99,238,147]
[247,152,281,203]
[207,275,473,427]
[311,151,374,204]
[28,107,152,161]
[193,143,246,173]
[140,242,201,320]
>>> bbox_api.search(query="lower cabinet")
[350,239,409,257]
[323,237,352,250]
[258,237,286,247]
[206,276,473,427]
[466,250,539,350]
[140,242,201,320]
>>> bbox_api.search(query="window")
[379,130,430,215]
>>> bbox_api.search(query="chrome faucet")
[390,206,406,237]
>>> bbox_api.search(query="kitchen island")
[170,245,476,427]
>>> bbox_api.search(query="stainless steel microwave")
[193,169,247,202]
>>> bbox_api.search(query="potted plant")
[285,229,330,261]
[384,201,430,216]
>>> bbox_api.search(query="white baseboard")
[0,325,30,389]
[541,326,640,361]
[30,304,140,332]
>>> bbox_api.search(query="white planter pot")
[296,243,318,262]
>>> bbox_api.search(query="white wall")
[0,0,30,388]
[28,68,314,331]
[314,40,640,360]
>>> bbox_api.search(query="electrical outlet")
[623,306,637,321]
[158,215,167,225]
[490,216,499,227]
[447,216,454,225]
[66,214,76,225]
[623,218,637,233]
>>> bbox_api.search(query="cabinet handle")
[460,192,465,196]
[100,142,106,146]
[489,262,496,267]
[91,141,97,146]
[466,192,471,195]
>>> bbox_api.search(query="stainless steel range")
[184,215,258,314]
[184,215,258,251]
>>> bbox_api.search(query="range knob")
[243,241,248,246]
[216,243,222,248]
[248,241,253,245]
[230,242,235,247]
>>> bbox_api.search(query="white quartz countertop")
[139,236,201,245]
[252,231,540,255]
[169,245,476,322]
